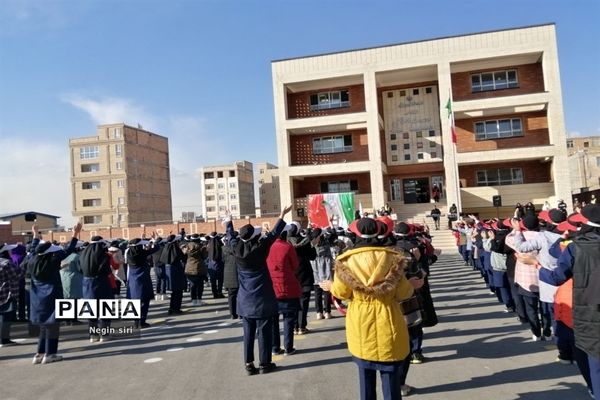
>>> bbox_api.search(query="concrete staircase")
[388,200,457,253]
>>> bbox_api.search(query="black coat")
[288,236,316,288]
[222,245,239,289]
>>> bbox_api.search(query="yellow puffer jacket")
[331,246,413,362]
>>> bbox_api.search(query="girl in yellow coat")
[321,218,420,400]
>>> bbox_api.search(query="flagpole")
[447,89,462,217]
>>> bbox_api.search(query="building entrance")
[403,178,430,204]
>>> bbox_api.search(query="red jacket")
[267,239,301,299]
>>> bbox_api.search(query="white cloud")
[0,138,75,228]
[61,93,157,129]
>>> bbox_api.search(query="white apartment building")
[200,161,255,220]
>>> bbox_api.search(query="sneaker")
[271,348,284,355]
[245,362,258,376]
[543,334,553,342]
[0,340,17,347]
[293,329,299,335]
[99,336,110,343]
[324,312,332,319]
[259,362,277,374]
[532,334,541,342]
[555,356,573,364]
[41,354,63,364]
[284,348,296,356]
[90,336,100,343]
[316,313,324,320]
[299,328,310,335]
[32,354,44,365]
[503,307,512,313]
[410,353,424,364]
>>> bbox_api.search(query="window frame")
[82,181,101,190]
[474,118,523,141]
[81,163,100,173]
[476,168,524,186]
[80,146,99,160]
[471,69,519,92]
[312,135,353,155]
[309,90,350,111]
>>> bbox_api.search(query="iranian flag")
[307,192,355,228]
[445,97,457,144]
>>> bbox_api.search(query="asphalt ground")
[0,254,590,400]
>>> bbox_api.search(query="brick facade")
[292,173,371,198]
[459,160,551,187]
[290,129,369,166]
[451,63,545,102]
[286,84,365,119]
[455,111,549,153]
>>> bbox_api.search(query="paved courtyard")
[0,254,590,400]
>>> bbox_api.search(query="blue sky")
[1,0,599,226]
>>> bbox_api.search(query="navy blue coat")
[126,245,160,301]
[166,261,186,292]
[231,219,286,319]
[82,275,113,300]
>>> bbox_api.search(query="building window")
[217,183,224,189]
[83,199,101,207]
[218,195,225,201]
[584,142,590,148]
[80,146,99,160]
[399,90,406,97]
[403,143,410,150]
[230,194,237,200]
[83,215,102,224]
[206,207,215,212]
[229,182,236,189]
[429,141,436,148]
[403,132,409,140]
[116,161,123,170]
[425,87,432,94]
[429,130,435,137]
[417,142,423,149]
[431,152,437,158]
[387,92,394,98]
[205,184,214,190]
[471,70,518,92]
[115,144,123,157]
[258,179,264,185]
[566,140,573,148]
[217,171,223,178]
[204,172,214,179]
[417,153,424,160]
[476,168,523,186]
[313,135,352,154]
[118,197,125,205]
[391,144,397,151]
[412,89,419,95]
[113,128,121,139]
[219,206,226,212]
[81,163,100,173]
[259,169,265,174]
[321,180,358,193]
[390,134,397,140]
[206,195,215,201]
[416,131,423,138]
[475,118,523,140]
[391,155,398,162]
[309,90,350,111]
[596,156,600,167]
[231,205,238,211]
[404,154,411,161]
[229,171,235,177]
[117,179,125,188]
[82,181,100,190]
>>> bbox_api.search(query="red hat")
[377,216,394,237]
[538,210,550,224]
[349,218,380,239]
[556,220,577,233]
[569,205,600,227]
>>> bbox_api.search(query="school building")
[271,23,572,221]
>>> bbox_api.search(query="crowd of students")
[0,205,446,399]
[451,201,600,399]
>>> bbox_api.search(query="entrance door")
[390,179,402,201]
[432,176,444,199]
[403,178,430,204]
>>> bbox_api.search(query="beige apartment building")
[271,23,572,220]
[568,136,600,195]
[200,161,255,220]
[69,124,173,228]
[256,162,281,216]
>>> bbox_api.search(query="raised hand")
[280,205,293,218]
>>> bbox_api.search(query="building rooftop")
[0,211,61,220]
[271,23,555,63]
[69,123,168,142]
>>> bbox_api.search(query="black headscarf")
[207,233,222,262]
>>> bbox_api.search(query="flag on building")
[445,98,457,144]
[307,192,355,228]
